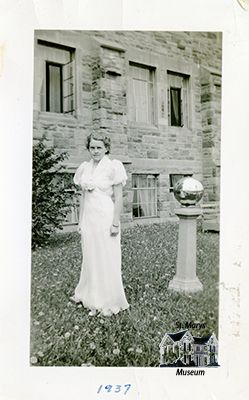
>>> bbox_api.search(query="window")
[52,173,80,226]
[169,173,193,192]
[46,59,75,114]
[170,88,181,126]
[167,71,190,127]
[46,62,63,113]
[56,173,80,226]
[210,354,215,363]
[132,174,158,218]
[63,187,80,226]
[38,40,75,115]
[128,63,156,125]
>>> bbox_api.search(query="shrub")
[32,136,76,248]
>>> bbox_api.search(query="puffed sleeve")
[73,162,86,186]
[112,159,128,186]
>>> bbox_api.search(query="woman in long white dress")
[71,133,129,316]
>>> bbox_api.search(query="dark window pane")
[170,173,184,188]
[170,88,181,126]
[169,173,193,192]
[46,63,62,113]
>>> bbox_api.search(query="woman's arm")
[110,183,123,236]
[77,191,85,233]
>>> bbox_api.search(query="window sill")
[133,215,159,220]
[110,156,132,164]
[168,125,192,132]
[38,111,77,122]
[127,121,159,132]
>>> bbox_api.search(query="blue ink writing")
[97,384,132,395]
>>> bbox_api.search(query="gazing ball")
[173,177,204,207]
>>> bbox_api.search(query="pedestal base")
[168,206,203,294]
[168,276,203,293]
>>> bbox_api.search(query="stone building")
[33,30,222,230]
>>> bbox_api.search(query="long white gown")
[73,155,129,315]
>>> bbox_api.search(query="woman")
[70,133,129,316]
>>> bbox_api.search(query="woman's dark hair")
[86,133,111,154]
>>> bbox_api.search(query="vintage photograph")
[31,30,221,367]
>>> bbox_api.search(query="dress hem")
[74,296,129,316]
[84,303,129,316]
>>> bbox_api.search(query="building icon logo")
[159,329,219,367]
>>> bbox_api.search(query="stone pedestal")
[168,207,203,293]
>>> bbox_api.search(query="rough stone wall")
[201,68,221,203]
[33,31,97,166]
[33,30,222,228]
[92,31,222,71]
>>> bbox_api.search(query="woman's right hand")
[110,224,119,236]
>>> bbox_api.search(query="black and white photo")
[31,30,221,367]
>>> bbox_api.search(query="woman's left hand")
[110,224,119,236]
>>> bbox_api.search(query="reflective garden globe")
[173,177,204,206]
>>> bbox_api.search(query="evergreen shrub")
[32,136,76,248]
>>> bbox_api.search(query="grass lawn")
[30,222,219,367]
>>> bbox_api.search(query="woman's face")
[89,139,107,162]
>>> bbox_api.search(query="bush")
[32,136,76,248]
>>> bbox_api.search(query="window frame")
[167,71,190,128]
[170,87,182,127]
[62,59,76,115]
[46,61,63,113]
[128,62,157,126]
[37,40,76,116]
[169,173,193,192]
[63,186,80,226]
[58,172,81,226]
[132,173,159,219]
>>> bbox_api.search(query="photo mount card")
[1,1,249,400]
